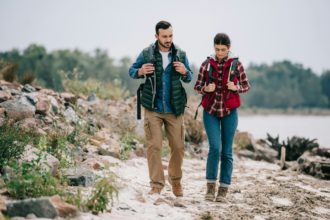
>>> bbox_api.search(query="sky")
[0,0,329,74]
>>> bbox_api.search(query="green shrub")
[4,160,61,199]
[0,122,34,169]
[61,73,129,100]
[85,177,118,214]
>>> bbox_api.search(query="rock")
[48,95,59,113]
[87,93,99,102]
[63,167,96,187]
[0,91,12,102]
[21,145,60,176]
[234,131,256,151]
[0,96,35,121]
[297,151,330,180]
[0,196,6,212]
[15,118,43,132]
[6,195,77,218]
[22,84,36,93]
[60,92,77,105]
[63,107,79,124]
[49,195,78,217]
[35,96,51,115]
[0,107,5,117]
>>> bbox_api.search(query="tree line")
[1,44,329,108]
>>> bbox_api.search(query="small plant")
[85,177,118,214]
[119,133,138,160]
[200,211,213,220]
[0,122,35,169]
[4,159,61,199]
[20,71,36,85]
[0,62,17,82]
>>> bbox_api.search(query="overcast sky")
[0,0,329,74]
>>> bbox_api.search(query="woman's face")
[214,44,229,60]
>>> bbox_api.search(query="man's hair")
[155,20,172,35]
[214,33,231,46]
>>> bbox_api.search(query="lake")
[238,115,330,148]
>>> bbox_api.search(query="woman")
[194,33,250,202]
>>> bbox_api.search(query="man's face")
[214,44,229,60]
[156,27,173,49]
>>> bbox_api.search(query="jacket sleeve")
[128,52,145,79]
[194,60,208,95]
[235,61,251,93]
[181,55,193,83]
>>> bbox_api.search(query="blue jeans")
[203,109,238,186]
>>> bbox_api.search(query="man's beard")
[159,41,172,48]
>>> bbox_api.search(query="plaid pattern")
[194,57,250,117]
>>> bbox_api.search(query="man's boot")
[168,178,183,197]
[205,182,216,201]
[148,187,162,195]
[215,186,228,202]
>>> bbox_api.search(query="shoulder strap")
[142,44,155,63]
[228,58,239,81]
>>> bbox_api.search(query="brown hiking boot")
[205,182,216,201]
[215,186,228,202]
[168,178,183,197]
[148,187,162,195]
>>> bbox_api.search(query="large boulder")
[0,96,35,121]
[6,195,77,218]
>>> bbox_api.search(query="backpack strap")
[228,58,239,81]
[194,59,215,120]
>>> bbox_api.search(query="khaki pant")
[144,109,185,189]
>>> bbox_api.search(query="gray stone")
[63,107,79,124]
[63,167,95,186]
[6,197,58,218]
[22,84,36,93]
[0,96,35,121]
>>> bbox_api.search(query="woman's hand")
[227,81,237,91]
[204,83,216,92]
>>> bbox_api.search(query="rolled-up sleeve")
[128,52,145,79]
[194,60,208,95]
[236,61,250,93]
[181,55,193,83]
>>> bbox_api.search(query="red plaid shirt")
[194,56,250,117]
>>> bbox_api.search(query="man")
[128,20,193,197]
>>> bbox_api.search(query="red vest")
[201,57,240,111]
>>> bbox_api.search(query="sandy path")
[82,155,330,220]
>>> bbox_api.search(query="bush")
[0,63,17,82]
[20,71,36,85]
[61,69,129,100]
[85,177,118,214]
[0,122,34,169]
[4,160,61,199]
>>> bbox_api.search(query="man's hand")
[204,83,216,92]
[173,61,187,75]
[138,63,155,76]
[227,81,237,91]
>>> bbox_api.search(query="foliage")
[265,133,319,161]
[243,61,328,108]
[85,177,118,214]
[119,133,138,160]
[0,122,34,169]
[0,62,17,82]
[4,159,61,199]
[61,72,129,100]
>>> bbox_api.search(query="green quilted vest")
[141,43,187,116]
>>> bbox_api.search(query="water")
[237,115,330,148]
